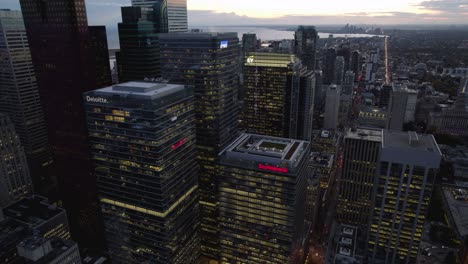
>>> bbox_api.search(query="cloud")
[417,0,468,13]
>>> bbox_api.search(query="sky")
[2,0,468,28]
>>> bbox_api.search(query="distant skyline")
[2,0,468,28]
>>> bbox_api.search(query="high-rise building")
[84,81,199,263]
[19,0,112,249]
[368,131,441,264]
[131,0,188,32]
[116,6,160,82]
[242,33,258,52]
[379,84,393,108]
[17,236,82,264]
[2,196,70,240]
[0,10,52,192]
[337,47,351,73]
[88,26,113,88]
[295,26,318,70]
[242,52,315,140]
[218,133,311,264]
[343,70,355,95]
[351,50,361,78]
[159,32,240,259]
[387,83,418,131]
[323,47,336,85]
[323,84,341,130]
[337,129,381,232]
[334,56,345,85]
[0,114,32,208]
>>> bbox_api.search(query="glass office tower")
[368,131,441,264]
[0,10,52,194]
[294,26,318,70]
[159,32,240,259]
[218,133,311,264]
[0,114,32,208]
[84,81,199,263]
[117,6,161,82]
[131,0,188,32]
[242,52,315,140]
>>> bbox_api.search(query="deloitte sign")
[86,96,108,104]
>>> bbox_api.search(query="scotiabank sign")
[86,96,108,103]
[258,164,288,173]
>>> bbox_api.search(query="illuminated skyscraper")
[0,114,32,208]
[242,52,315,140]
[218,133,310,264]
[368,131,441,264]
[131,0,188,32]
[0,10,52,193]
[159,32,240,259]
[337,129,381,230]
[84,81,199,263]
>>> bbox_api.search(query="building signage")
[247,56,254,64]
[220,40,228,49]
[86,96,108,103]
[258,164,288,173]
[171,138,187,150]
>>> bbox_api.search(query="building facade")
[159,32,240,259]
[294,26,318,70]
[19,0,112,249]
[336,129,381,231]
[242,52,315,140]
[0,114,32,208]
[323,84,341,130]
[0,10,52,192]
[368,131,441,264]
[387,83,418,131]
[131,0,188,32]
[117,6,161,82]
[218,133,311,264]
[84,82,199,263]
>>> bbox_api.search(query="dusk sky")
[2,0,468,27]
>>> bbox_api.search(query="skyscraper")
[387,83,418,131]
[323,84,341,130]
[19,0,112,250]
[343,70,355,95]
[337,129,381,232]
[351,50,361,79]
[84,81,199,263]
[88,26,113,88]
[159,32,240,259]
[218,133,311,263]
[334,56,345,85]
[295,26,318,70]
[0,114,32,208]
[323,47,337,85]
[368,131,441,264]
[116,6,160,82]
[0,10,52,192]
[242,52,315,140]
[242,33,258,52]
[131,0,188,32]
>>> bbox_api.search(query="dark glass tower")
[117,6,160,82]
[294,26,318,70]
[131,0,188,32]
[323,47,336,85]
[0,10,53,194]
[84,81,199,263]
[88,26,113,88]
[0,113,32,208]
[218,133,311,263]
[19,0,112,250]
[159,32,240,259]
[242,52,315,140]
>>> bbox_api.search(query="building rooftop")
[345,128,382,142]
[382,130,440,154]
[309,152,334,169]
[2,196,64,229]
[88,81,185,100]
[244,52,297,68]
[443,188,468,238]
[220,133,310,173]
[17,236,78,263]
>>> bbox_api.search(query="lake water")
[107,26,383,49]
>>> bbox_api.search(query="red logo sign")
[258,164,288,173]
[171,138,187,150]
